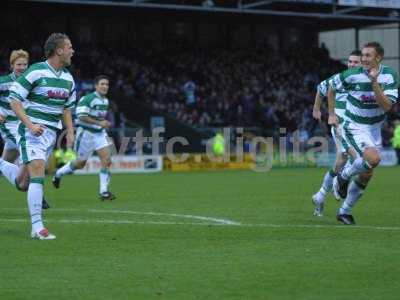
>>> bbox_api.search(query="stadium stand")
[1,0,399,149]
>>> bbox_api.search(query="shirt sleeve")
[329,73,344,92]
[8,69,37,102]
[317,80,328,97]
[383,72,398,103]
[0,107,7,117]
[65,80,76,109]
[75,95,91,116]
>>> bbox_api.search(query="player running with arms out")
[311,50,361,217]
[328,42,398,225]
[0,50,50,209]
[9,33,76,239]
[52,75,116,201]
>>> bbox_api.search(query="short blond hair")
[10,49,29,66]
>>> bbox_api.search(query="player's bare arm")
[312,92,323,121]
[62,109,75,148]
[79,115,111,129]
[327,86,338,126]
[10,99,44,136]
[368,68,393,112]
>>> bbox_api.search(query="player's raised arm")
[368,67,396,112]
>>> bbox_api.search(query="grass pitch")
[1,167,399,300]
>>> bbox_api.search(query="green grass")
[1,167,400,300]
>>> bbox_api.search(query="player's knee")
[16,181,29,191]
[334,153,347,170]
[28,160,45,177]
[358,170,373,185]
[74,160,86,169]
[363,148,380,168]
[103,157,112,168]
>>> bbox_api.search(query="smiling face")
[362,47,382,71]
[11,57,28,76]
[95,79,110,97]
[347,55,361,68]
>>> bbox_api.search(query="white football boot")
[31,228,56,240]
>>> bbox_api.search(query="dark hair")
[363,42,384,57]
[44,33,70,58]
[349,49,362,57]
[94,75,110,85]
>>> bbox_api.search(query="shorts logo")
[31,150,36,156]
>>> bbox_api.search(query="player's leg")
[96,145,115,200]
[52,159,87,188]
[0,132,22,188]
[2,148,19,162]
[21,126,55,239]
[0,122,28,190]
[1,128,50,209]
[337,170,372,225]
[333,123,379,200]
[27,159,54,238]
[341,147,379,180]
[52,128,90,188]
[0,153,20,188]
[312,126,347,216]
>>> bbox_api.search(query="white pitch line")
[0,208,241,226]
[0,218,400,231]
[0,218,217,226]
[241,223,400,231]
[88,209,241,225]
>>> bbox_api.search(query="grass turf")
[0,167,399,299]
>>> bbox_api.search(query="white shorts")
[17,123,57,164]
[74,127,111,161]
[0,120,19,150]
[330,124,349,154]
[342,121,382,157]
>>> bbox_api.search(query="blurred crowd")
[72,42,345,139]
[1,39,399,145]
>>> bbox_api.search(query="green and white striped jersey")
[317,74,347,123]
[9,61,76,130]
[76,92,109,132]
[331,65,398,127]
[0,73,19,121]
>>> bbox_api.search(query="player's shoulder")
[19,62,48,81]
[79,92,96,102]
[61,67,74,80]
[26,62,48,73]
[381,65,398,78]
[318,77,329,86]
[339,66,363,80]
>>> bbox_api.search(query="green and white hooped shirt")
[9,61,76,131]
[75,91,109,133]
[0,72,19,121]
[330,65,398,128]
